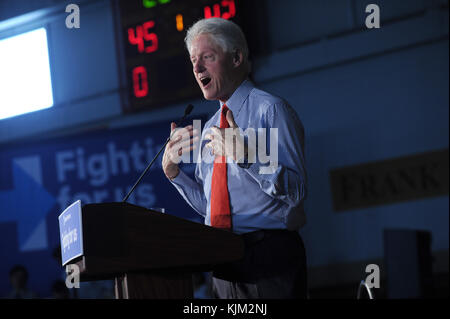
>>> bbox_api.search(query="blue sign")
[58,200,83,266]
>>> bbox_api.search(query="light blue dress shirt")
[171,79,307,234]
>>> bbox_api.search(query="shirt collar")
[219,79,254,117]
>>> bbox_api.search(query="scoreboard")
[115,0,248,113]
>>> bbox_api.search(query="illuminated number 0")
[132,66,148,98]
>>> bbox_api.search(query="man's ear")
[232,50,243,68]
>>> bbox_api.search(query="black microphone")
[122,104,194,203]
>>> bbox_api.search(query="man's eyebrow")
[192,49,216,57]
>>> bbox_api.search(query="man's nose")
[193,60,205,73]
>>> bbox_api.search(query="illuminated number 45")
[128,20,158,54]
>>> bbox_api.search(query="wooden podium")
[67,202,244,299]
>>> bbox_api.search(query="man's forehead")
[190,34,223,55]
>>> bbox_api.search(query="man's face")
[190,34,236,102]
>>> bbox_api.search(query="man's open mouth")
[200,77,211,87]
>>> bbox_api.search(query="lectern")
[61,202,244,299]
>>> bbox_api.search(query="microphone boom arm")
[122,104,194,203]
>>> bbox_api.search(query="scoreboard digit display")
[115,0,245,113]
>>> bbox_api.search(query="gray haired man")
[162,18,308,299]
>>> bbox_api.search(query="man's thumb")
[169,122,177,139]
[226,110,238,128]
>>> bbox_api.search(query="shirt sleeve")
[243,102,307,208]
[170,168,207,217]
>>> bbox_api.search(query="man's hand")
[205,110,248,163]
[162,123,199,180]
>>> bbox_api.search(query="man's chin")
[202,91,218,101]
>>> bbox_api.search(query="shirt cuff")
[170,168,190,186]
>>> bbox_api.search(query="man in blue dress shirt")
[162,18,307,298]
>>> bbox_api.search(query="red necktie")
[210,104,231,229]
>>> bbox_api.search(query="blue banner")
[0,115,206,297]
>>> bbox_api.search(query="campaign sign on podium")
[58,200,84,266]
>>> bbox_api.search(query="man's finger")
[171,135,199,152]
[171,125,194,140]
[211,126,221,132]
[226,110,238,128]
[205,142,214,155]
[174,144,197,158]
[177,136,199,149]
[210,126,223,139]
[168,135,183,148]
[205,141,216,151]
[206,140,224,156]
